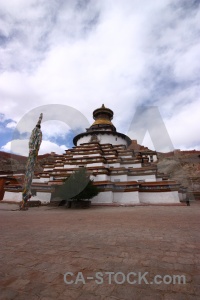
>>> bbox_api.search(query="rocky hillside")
[157,151,200,190]
[0,151,55,174]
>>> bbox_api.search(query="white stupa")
[3,104,183,205]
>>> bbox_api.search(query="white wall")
[121,163,141,168]
[32,178,40,183]
[92,191,113,203]
[139,191,180,203]
[3,191,51,204]
[43,167,54,172]
[3,192,22,202]
[86,162,105,167]
[77,134,128,147]
[111,174,127,182]
[113,191,140,204]
[93,174,108,181]
[104,154,117,158]
[108,163,120,168]
[34,177,50,183]
[73,153,101,157]
[128,175,156,182]
[64,164,79,169]
[33,192,51,204]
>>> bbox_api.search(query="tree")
[57,167,99,208]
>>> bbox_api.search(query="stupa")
[3,104,183,205]
[73,104,131,147]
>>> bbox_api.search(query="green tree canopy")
[57,167,99,201]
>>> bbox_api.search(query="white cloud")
[0,0,199,152]
[1,139,29,156]
[165,99,200,150]
[42,120,71,140]
[39,141,67,155]
[1,139,67,156]
[6,121,17,129]
[174,43,200,81]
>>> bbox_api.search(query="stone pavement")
[0,202,199,300]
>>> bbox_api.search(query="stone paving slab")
[0,202,200,299]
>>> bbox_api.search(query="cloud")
[6,121,17,129]
[165,99,200,150]
[0,0,199,152]
[1,139,67,156]
[39,140,67,155]
[42,120,71,140]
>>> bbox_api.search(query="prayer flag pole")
[20,114,43,210]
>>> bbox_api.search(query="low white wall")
[33,192,51,204]
[92,191,113,204]
[3,192,22,202]
[113,191,140,204]
[139,191,180,204]
[3,191,51,204]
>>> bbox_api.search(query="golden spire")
[90,104,115,130]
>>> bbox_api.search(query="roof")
[93,104,114,120]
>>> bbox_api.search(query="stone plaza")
[0,202,199,300]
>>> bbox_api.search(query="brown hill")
[0,151,54,175]
[157,150,200,191]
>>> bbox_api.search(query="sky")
[0,0,199,156]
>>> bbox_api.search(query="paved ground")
[0,202,199,300]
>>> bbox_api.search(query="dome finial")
[102,104,105,108]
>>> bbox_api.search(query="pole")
[20,114,43,210]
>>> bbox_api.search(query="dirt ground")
[0,202,199,300]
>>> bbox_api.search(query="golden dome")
[91,118,114,126]
[88,104,116,131]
